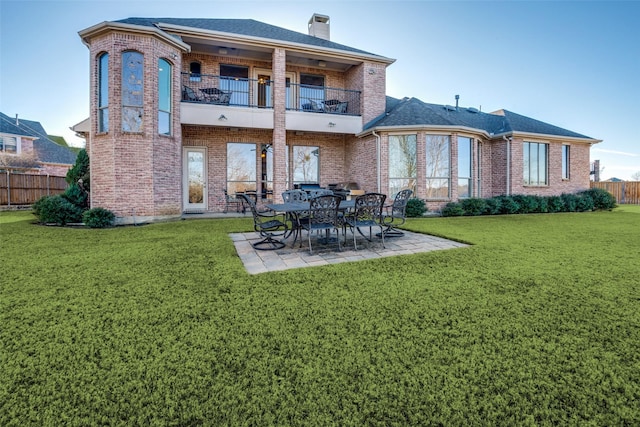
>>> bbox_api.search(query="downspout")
[503,135,511,195]
[373,130,381,193]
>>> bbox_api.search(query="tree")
[631,171,640,181]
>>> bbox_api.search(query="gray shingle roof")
[115,17,384,58]
[0,112,77,165]
[365,97,594,140]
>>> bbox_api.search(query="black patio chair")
[300,194,342,254]
[282,189,309,244]
[380,189,413,237]
[224,189,244,213]
[238,194,288,250]
[343,193,386,250]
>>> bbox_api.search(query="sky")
[1,0,639,180]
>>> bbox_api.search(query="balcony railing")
[181,73,360,115]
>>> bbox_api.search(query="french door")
[183,147,207,211]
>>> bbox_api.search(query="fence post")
[6,170,10,207]
[621,182,625,204]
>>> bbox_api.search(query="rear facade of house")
[79,14,600,223]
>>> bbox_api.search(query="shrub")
[497,196,520,214]
[547,196,564,213]
[580,188,616,210]
[32,195,84,225]
[483,197,502,215]
[61,183,88,209]
[405,198,427,217]
[66,148,90,191]
[537,196,549,213]
[83,208,115,228]
[576,193,595,212]
[441,202,464,217]
[512,195,539,214]
[561,193,579,212]
[460,198,487,216]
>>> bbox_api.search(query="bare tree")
[631,171,640,181]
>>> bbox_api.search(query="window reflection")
[426,135,450,199]
[122,51,143,132]
[227,143,257,194]
[293,146,319,184]
[388,134,417,197]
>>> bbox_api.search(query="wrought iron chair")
[380,189,413,237]
[224,189,244,213]
[343,193,386,250]
[307,188,334,199]
[238,194,288,250]
[282,189,308,244]
[300,195,342,254]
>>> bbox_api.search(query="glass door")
[183,147,207,211]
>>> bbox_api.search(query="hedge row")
[441,188,616,217]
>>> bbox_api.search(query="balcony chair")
[238,194,288,251]
[182,86,202,102]
[300,194,342,254]
[380,189,413,237]
[343,193,386,250]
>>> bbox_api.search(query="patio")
[231,229,468,274]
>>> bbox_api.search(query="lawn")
[1,207,639,426]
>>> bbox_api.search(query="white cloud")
[592,148,639,157]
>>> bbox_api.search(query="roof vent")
[308,13,330,40]
[467,107,479,114]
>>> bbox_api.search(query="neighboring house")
[78,14,600,223]
[0,112,78,176]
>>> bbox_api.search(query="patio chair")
[343,193,386,250]
[282,189,308,244]
[380,189,413,237]
[224,189,244,214]
[238,194,289,250]
[182,86,202,102]
[300,194,342,254]
[307,188,334,199]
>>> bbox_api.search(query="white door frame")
[183,147,208,212]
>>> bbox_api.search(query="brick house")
[78,14,600,223]
[0,112,77,176]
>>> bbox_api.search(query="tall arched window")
[98,53,109,132]
[158,58,172,136]
[122,51,144,132]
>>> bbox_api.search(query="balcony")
[180,73,363,133]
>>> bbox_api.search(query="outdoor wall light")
[328,122,336,127]
[318,60,326,67]
[218,114,227,121]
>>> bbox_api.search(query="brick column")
[272,48,287,200]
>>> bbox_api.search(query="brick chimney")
[308,13,330,40]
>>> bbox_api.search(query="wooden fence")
[0,172,69,206]
[591,181,640,205]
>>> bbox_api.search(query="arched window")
[189,61,201,82]
[122,51,144,132]
[158,58,172,136]
[98,53,109,132]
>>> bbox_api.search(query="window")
[524,142,548,186]
[562,145,570,179]
[388,134,417,197]
[1,136,18,154]
[293,146,319,184]
[300,73,325,108]
[122,51,144,132]
[98,53,109,132]
[227,143,257,194]
[425,135,450,198]
[458,136,472,198]
[189,61,201,82]
[158,58,171,136]
[220,65,249,106]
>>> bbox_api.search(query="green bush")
[537,196,549,213]
[460,198,487,216]
[441,202,464,217]
[65,148,90,191]
[580,188,616,210]
[405,198,427,217]
[32,195,84,225]
[83,208,115,228]
[61,183,88,209]
[497,196,520,214]
[576,193,595,212]
[547,195,564,213]
[561,193,579,212]
[483,197,502,215]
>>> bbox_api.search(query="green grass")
[1,208,639,426]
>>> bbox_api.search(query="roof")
[0,112,77,165]
[114,17,386,59]
[364,97,596,140]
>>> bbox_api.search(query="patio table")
[266,200,355,246]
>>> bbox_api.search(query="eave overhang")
[78,21,191,52]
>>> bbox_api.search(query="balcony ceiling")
[185,36,359,72]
